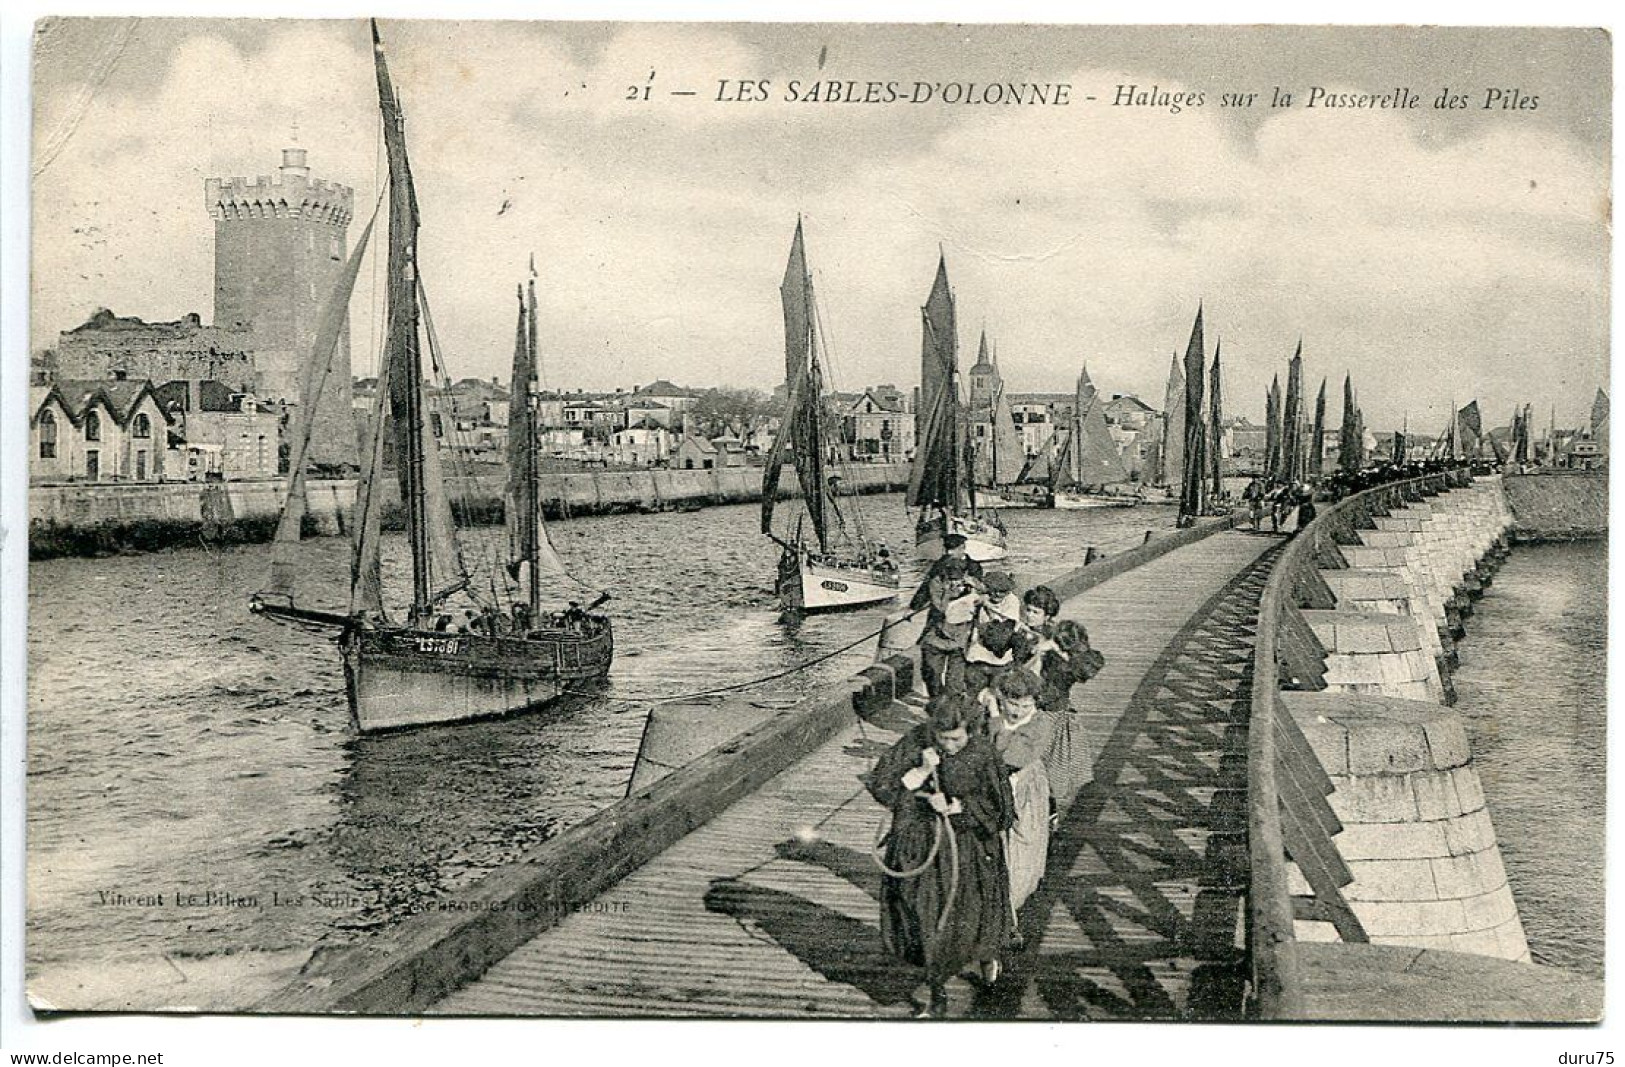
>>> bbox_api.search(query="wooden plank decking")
[431,530,1282,1018]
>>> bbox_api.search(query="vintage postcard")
[19,17,1608,1027]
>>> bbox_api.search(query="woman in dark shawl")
[1039,619,1107,810]
[867,692,1016,1017]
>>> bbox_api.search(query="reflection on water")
[1450,541,1605,978]
[27,494,1173,995]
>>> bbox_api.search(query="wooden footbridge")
[431,529,1276,1018]
[271,474,1596,1021]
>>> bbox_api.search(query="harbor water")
[1449,540,1606,979]
[26,493,1174,1004]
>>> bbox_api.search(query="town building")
[429,378,510,425]
[838,390,914,462]
[709,430,749,468]
[634,380,701,413]
[610,420,672,466]
[153,379,282,480]
[535,392,568,429]
[624,397,674,429]
[31,378,175,483]
[1008,393,1075,456]
[539,427,588,455]
[673,434,720,470]
[563,399,627,438]
[1103,393,1157,431]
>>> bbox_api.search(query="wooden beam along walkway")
[431,530,1283,1018]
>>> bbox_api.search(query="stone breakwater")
[1288,477,1532,962]
[27,463,912,559]
[1501,470,1607,541]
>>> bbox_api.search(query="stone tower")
[207,148,357,469]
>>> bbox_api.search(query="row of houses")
[30,375,283,484]
[405,377,920,467]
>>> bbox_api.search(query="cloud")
[30,22,1610,431]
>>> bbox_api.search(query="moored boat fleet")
[249,21,1200,735]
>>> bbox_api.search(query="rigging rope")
[808,268,882,552]
[868,769,961,936]
[570,605,924,706]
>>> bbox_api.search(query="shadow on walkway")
[976,547,1282,1020]
[702,544,1283,1020]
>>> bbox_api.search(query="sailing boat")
[1050,365,1140,509]
[909,253,1008,561]
[974,369,1049,509]
[250,21,612,733]
[762,219,900,612]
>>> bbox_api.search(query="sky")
[29,19,1612,432]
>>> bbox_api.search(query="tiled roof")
[37,378,169,427]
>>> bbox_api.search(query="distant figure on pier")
[1295,484,1318,531]
[1244,477,1265,531]
[1268,485,1292,533]
[867,693,1015,1018]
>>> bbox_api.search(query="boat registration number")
[414,636,463,655]
[820,580,849,593]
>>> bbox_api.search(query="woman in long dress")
[1040,619,1107,811]
[984,668,1053,918]
[867,693,1015,1017]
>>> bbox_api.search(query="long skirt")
[880,816,1012,985]
[1043,705,1097,810]
[1003,763,1051,913]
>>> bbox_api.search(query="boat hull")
[915,512,1008,562]
[1054,489,1141,510]
[778,554,900,613]
[975,486,1052,509]
[341,621,613,733]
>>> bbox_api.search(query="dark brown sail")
[908,253,964,511]
[1178,304,1206,522]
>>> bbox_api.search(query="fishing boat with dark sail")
[763,220,900,613]
[250,21,612,732]
[910,253,1008,561]
[973,353,1049,509]
[1050,364,1141,509]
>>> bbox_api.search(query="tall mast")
[372,20,432,622]
[803,271,836,548]
[507,285,539,613]
[764,217,832,549]
[525,274,542,611]
[1208,339,1224,500]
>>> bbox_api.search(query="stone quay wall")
[27,462,913,559]
[1501,470,1607,541]
[1284,477,1531,963]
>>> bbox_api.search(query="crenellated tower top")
[206,148,354,226]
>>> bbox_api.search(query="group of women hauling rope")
[867,531,1106,1018]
